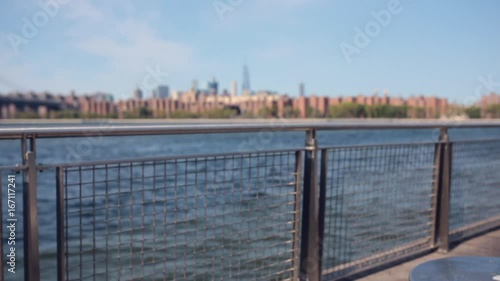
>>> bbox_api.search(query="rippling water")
[1,122,499,280]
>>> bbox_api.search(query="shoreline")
[1,118,500,125]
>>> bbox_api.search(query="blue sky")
[0,0,499,103]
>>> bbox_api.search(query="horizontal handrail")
[37,146,305,170]
[0,164,28,171]
[1,120,500,139]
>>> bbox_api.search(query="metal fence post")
[299,129,321,281]
[432,128,451,253]
[292,151,304,281]
[431,133,442,247]
[317,149,328,278]
[24,151,40,280]
[56,167,66,281]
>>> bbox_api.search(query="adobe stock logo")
[138,64,170,95]
[7,0,72,54]
[213,0,244,22]
[339,0,410,64]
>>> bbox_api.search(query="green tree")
[107,112,119,118]
[257,105,278,118]
[328,103,366,118]
[306,106,322,118]
[485,104,500,118]
[282,106,300,118]
[408,107,426,118]
[51,110,81,119]
[123,107,153,118]
[368,105,408,118]
[201,108,238,118]
[14,111,40,119]
[170,110,199,119]
[464,106,481,119]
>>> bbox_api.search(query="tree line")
[464,104,500,119]
[9,103,500,119]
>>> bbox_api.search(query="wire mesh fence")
[58,150,302,281]
[449,139,500,241]
[320,143,437,277]
[1,127,500,281]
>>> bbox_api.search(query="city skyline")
[0,81,484,104]
[1,78,498,105]
[0,88,454,119]
[0,1,499,102]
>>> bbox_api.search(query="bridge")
[0,121,499,280]
[0,93,65,118]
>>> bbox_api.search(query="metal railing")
[0,121,499,281]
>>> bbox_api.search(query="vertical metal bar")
[434,128,451,253]
[430,141,442,247]
[317,149,328,277]
[21,136,27,165]
[292,150,303,280]
[299,129,320,281]
[23,151,40,281]
[29,136,36,155]
[64,170,69,280]
[104,164,109,280]
[56,167,66,281]
[92,166,96,281]
[78,167,83,280]
[438,140,452,253]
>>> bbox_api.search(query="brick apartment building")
[0,90,451,119]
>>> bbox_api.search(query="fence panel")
[449,139,500,241]
[320,143,437,278]
[57,149,302,281]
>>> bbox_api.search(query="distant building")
[133,88,143,100]
[299,83,305,97]
[207,77,218,95]
[191,80,198,92]
[171,90,180,100]
[479,92,500,117]
[92,92,114,102]
[231,81,238,96]
[0,88,452,120]
[479,93,500,108]
[242,65,251,93]
[153,85,169,98]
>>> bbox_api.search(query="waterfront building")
[0,89,452,120]
[479,92,500,111]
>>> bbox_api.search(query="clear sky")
[0,0,499,103]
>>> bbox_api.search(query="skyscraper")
[231,81,238,96]
[299,83,305,97]
[207,77,218,95]
[191,80,198,92]
[153,85,169,98]
[133,87,143,100]
[242,65,250,93]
